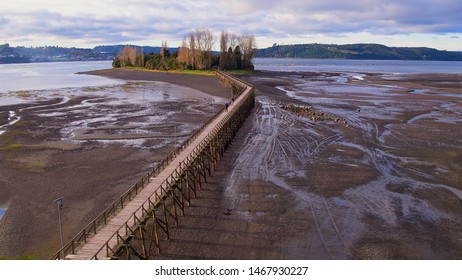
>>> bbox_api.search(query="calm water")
[254,58,462,74]
[1,59,461,95]
[0,61,121,93]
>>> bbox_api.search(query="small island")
[112,29,256,71]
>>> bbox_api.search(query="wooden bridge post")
[53,71,255,260]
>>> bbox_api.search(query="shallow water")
[0,111,20,136]
[0,61,121,92]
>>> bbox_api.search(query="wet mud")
[1,69,461,260]
[151,71,462,260]
[0,78,228,258]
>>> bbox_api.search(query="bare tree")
[189,31,196,69]
[128,46,137,66]
[120,45,137,66]
[239,34,256,69]
[227,46,236,69]
[176,29,254,71]
[194,30,204,69]
[186,29,215,70]
[219,32,246,70]
[229,33,239,52]
[219,31,229,69]
[177,35,189,66]
[199,29,214,69]
[160,40,168,59]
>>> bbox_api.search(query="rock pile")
[281,104,349,127]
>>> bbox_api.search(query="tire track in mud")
[227,95,352,259]
[307,196,335,259]
[228,73,462,258]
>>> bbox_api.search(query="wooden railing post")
[51,70,254,260]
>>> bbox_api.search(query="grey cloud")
[4,9,187,45]
[2,0,462,47]
[0,16,8,26]
[240,0,462,36]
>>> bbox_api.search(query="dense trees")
[112,43,180,70]
[113,29,256,71]
[257,43,462,61]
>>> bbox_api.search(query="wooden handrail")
[51,70,254,260]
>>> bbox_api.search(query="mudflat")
[147,70,462,260]
[1,68,461,259]
[0,69,230,258]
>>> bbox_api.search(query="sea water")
[253,58,462,74]
[1,59,461,95]
[0,60,121,93]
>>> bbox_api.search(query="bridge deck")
[65,76,252,260]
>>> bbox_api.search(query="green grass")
[118,66,217,76]
[222,69,253,75]
[0,252,39,260]
[117,65,255,76]
[179,69,215,76]
[0,246,55,260]
[0,128,26,155]
[14,90,32,98]
[82,85,116,92]
[0,143,23,153]
[27,161,45,169]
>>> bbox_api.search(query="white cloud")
[1,0,461,50]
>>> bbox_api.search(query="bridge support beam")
[51,71,254,260]
[112,79,254,260]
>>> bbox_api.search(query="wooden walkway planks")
[65,73,253,260]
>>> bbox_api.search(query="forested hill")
[4,42,462,64]
[257,43,462,61]
[0,44,181,64]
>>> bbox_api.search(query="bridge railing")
[51,70,252,260]
[88,73,254,259]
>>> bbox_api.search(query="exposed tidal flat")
[144,69,462,260]
[1,60,462,259]
[0,67,230,258]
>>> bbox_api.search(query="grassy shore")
[111,66,253,76]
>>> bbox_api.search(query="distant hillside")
[4,42,462,64]
[93,45,179,56]
[0,44,30,63]
[257,43,462,61]
[0,44,180,64]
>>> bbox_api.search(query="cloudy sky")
[1,0,461,50]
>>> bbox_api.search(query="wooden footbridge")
[51,71,254,260]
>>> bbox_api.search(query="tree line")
[112,29,256,71]
[257,43,462,61]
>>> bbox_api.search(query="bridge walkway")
[60,71,253,260]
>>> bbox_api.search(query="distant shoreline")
[3,42,462,65]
